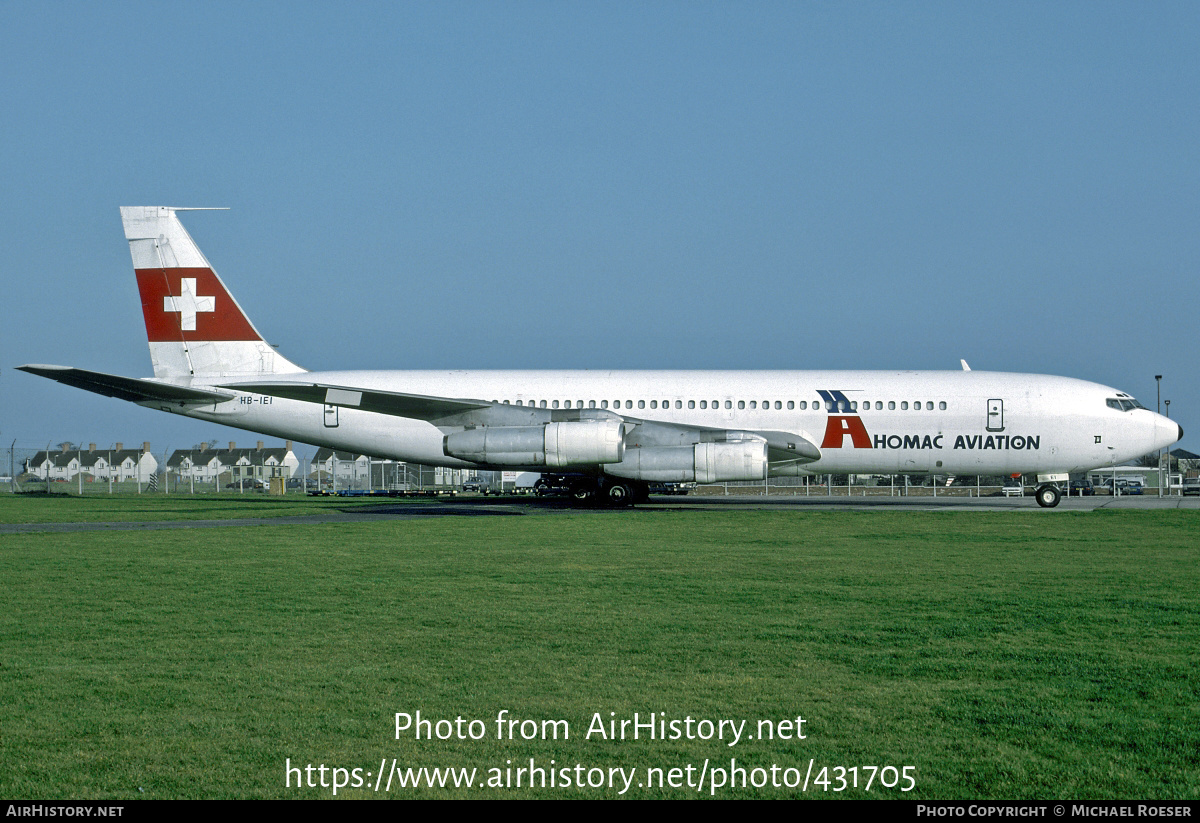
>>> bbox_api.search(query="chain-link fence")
[4,443,1175,498]
[3,443,465,496]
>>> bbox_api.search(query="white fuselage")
[150,368,1178,477]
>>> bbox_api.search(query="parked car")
[462,478,487,492]
[1183,477,1200,496]
[1068,480,1094,496]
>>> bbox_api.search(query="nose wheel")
[1035,484,1061,508]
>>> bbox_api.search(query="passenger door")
[986,399,1004,432]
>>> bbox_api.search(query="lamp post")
[1156,376,1163,497]
[1164,400,1171,494]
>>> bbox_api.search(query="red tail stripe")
[135,268,260,342]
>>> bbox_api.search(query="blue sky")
[2,2,1197,458]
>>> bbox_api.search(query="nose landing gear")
[1034,484,1061,508]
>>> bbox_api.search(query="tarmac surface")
[2,492,1196,533]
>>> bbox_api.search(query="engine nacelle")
[605,441,768,483]
[443,419,624,467]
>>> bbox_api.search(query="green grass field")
[0,490,396,523]
[1,502,1197,798]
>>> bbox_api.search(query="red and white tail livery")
[122,206,304,378]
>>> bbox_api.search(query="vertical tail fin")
[121,207,305,378]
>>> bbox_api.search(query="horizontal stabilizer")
[18,365,234,404]
[220,381,493,421]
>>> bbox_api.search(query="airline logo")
[135,268,259,342]
[163,278,214,331]
[817,390,871,449]
[817,389,1040,451]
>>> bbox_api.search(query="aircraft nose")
[1154,415,1183,452]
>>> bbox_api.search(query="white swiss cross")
[163,278,215,331]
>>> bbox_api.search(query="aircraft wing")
[220,381,493,421]
[18,364,234,404]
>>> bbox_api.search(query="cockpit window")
[1107,398,1144,412]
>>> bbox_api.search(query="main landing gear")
[567,477,650,508]
[1034,484,1062,508]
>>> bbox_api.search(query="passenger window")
[688,400,696,409]
[625,400,632,409]
[901,402,908,410]
[939,401,946,410]
[725,400,732,409]
[589,400,596,409]
[787,401,794,410]
[888,401,895,410]
[926,402,933,410]
[775,401,782,410]
[750,401,756,409]
[825,401,834,411]
[799,401,807,410]
[540,400,547,408]
[851,401,857,411]
[650,400,657,409]
[675,400,682,409]
[876,401,883,410]
[700,400,707,409]
[601,400,609,409]
[552,400,559,409]
[738,400,745,410]
[638,400,645,409]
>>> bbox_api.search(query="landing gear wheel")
[632,481,651,504]
[1035,484,1061,508]
[605,480,634,507]
[571,483,595,504]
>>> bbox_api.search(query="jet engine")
[605,440,768,483]
[443,419,625,467]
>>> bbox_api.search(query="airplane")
[18,206,1183,508]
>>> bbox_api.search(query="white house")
[166,441,299,484]
[26,443,157,483]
